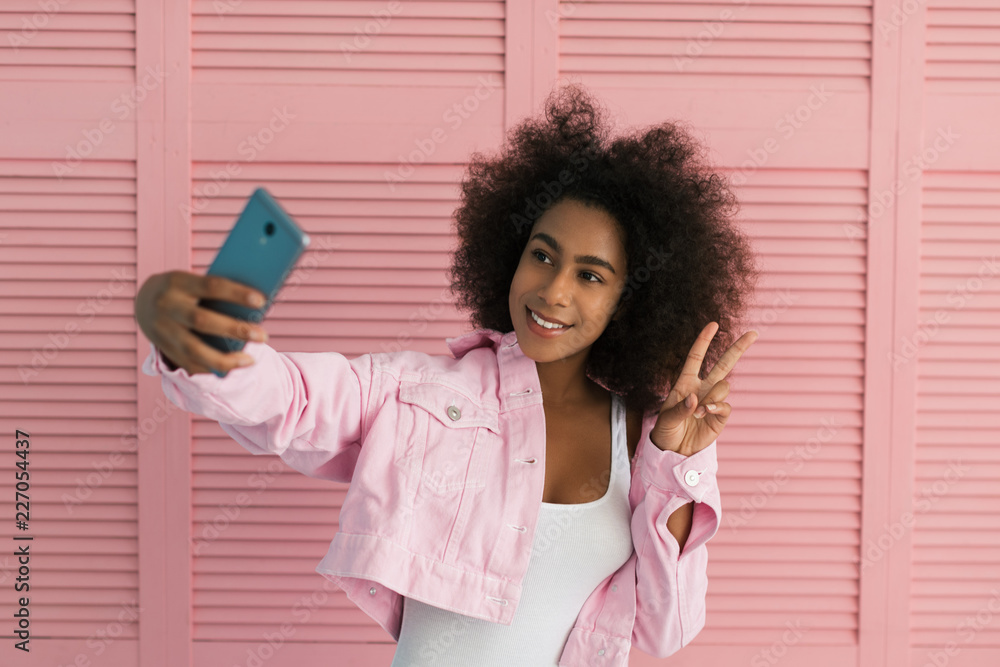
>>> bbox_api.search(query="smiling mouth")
[527,306,572,329]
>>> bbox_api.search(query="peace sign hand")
[649,322,758,457]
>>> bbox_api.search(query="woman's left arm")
[631,321,757,657]
[629,432,721,658]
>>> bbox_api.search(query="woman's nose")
[537,271,572,306]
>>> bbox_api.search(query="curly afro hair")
[447,82,762,417]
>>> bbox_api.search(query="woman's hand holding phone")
[134,270,270,376]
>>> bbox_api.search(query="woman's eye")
[533,250,602,283]
[531,249,550,263]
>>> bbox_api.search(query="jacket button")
[598,648,605,655]
[684,469,700,487]
[369,587,377,595]
[447,405,461,421]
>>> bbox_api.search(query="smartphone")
[195,187,310,377]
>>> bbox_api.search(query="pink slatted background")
[0,1,997,666]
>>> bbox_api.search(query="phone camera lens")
[264,221,275,236]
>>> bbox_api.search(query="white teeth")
[530,309,567,329]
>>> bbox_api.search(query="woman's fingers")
[704,329,758,387]
[193,274,270,342]
[167,323,256,375]
[185,303,268,344]
[160,272,269,342]
[678,321,719,381]
[694,401,730,420]
[137,271,267,376]
[692,381,730,417]
[173,271,267,310]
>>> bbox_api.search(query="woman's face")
[508,197,628,364]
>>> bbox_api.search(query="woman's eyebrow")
[530,232,617,275]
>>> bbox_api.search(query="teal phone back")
[196,187,310,376]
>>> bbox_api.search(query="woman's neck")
[536,363,606,408]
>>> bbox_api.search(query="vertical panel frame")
[860,0,924,666]
[135,0,192,665]
[506,0,560,129]
[891,0,926,661]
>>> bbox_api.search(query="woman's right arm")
[135,271,378,483]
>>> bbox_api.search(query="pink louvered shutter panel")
[0,0,142,660]
[910,0,1000,659]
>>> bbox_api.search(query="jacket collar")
[445,328,517,358]
[446,328,541,413]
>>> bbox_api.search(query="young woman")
[134,83,761,666]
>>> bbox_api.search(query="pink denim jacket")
[141,328,721,666]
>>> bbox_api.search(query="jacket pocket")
[397,380,500,497]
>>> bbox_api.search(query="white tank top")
[391,393,634,666]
